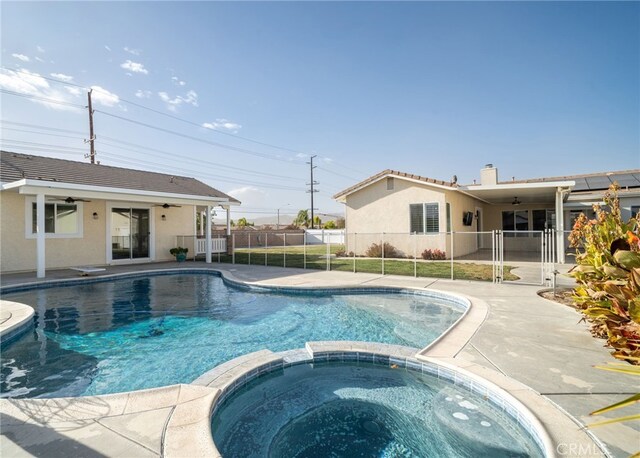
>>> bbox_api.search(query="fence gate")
[492,230,555,286]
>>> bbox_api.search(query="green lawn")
[215,245,516,282]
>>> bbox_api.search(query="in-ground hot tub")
[211,355,546,457]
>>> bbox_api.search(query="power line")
[94,109,306,164]
[0,120,86,135]
[96,136,300,182]
[0,127,85,141]
[98,150,305,191]
[0,89,85,109]
[1,66,309,156]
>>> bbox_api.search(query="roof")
[333,169,457,199]
[0,151,240,203]
[502,170,640,192]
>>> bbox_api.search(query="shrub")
[335,249,346,257]
[421,249,446,260]
[569,183,640,363]
[365,242,400,258]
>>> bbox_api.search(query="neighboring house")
[333,165,640,263]
[0,151,240,277]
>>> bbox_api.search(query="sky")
[1,1,639,223]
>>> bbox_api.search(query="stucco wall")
[0,192,107,272]
[0,192,198,272]
[154,205,195,261]
[344,178,485,257]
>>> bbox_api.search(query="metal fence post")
[265,232,268,266]
[283,233,287,268]
[232,233,236,265]
[450,231,454,280]
[248,233,251,266]
[353,233,356,273]
[327,238,330,271]
[381,232,385,275]
[303,231,307,270]
[414,233,417,278]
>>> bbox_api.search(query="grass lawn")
[217,245,516,282]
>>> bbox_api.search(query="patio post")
[205,205,212,263]
[36,193,46,278]
[555,187,566,264]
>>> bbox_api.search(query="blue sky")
[1,1,638,222]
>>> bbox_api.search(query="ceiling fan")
[154,203,182,208]
[47,197,92,203]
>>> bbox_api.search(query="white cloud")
[322,157,333,163]
[34,57,45,63]
[65,86,82,96]
[227,186,266,208]
[158,90,198,111]
[37,46,45,53]
[50,73,74,82]
[0,67,79,111]
[124,46,141,56]
[295,153,307,159]
[171,76,187,86]
[120,60,148,74]
[135,89,152,98]
[202,118,242,133]
[90,85,120,107]
[104,45,112,52]
[12,53,30,62]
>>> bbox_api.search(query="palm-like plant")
[294,209,310,228]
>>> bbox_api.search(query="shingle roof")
[503,170,640,192]
[0,151,240,203]
[333,169,456,199]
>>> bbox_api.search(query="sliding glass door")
[111,208,149,260]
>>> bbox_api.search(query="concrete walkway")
[1,263,637,457]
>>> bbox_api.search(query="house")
[333,165,640,263]
[0,151,240,277]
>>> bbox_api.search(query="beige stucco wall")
[0,192,198,272]
[343,178,486,258]
[0,191,107,272]
[154,205,196,261]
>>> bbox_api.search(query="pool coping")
[0,267,606,457]
[0,300,35,345]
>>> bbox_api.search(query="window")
[386,177,394,190]
[410,204,424,233]
[502,210,529,235]
[27,200,82,238]
[410,203,439,234]
[632,206,640,219]
[532,209,555,231]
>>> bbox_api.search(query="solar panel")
[585,176,614,190]
[571,177,590,191]
[610,173,640,188]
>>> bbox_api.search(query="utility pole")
[87,89,96,164]
[306,155,319,229]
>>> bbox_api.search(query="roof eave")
[3,179,236,206]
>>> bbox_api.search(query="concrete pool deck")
[0,263,637,457]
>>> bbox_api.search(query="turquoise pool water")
[212,362,544,457]
[0,274,463,398]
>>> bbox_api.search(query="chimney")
[480,164,498,186]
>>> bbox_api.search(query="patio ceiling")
[460,181,574,205]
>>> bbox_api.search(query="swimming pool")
[211,360,544,457]
[0,273,464,398]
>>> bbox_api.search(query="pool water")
[0,274,462,398]
[212,362,544,458]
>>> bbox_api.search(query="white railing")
[196,237,227,254]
